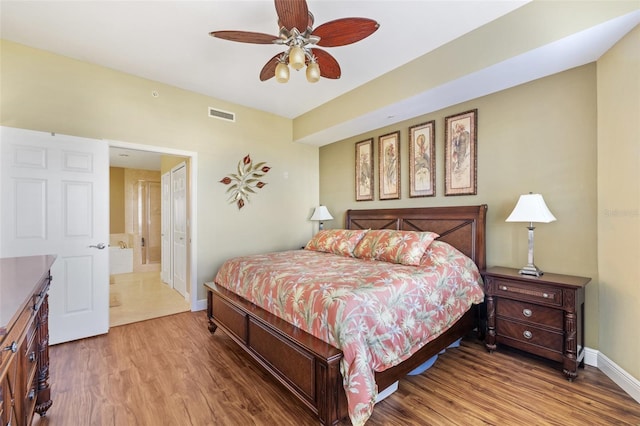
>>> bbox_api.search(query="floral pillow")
[305,229,369,257]
[353,229,439,266]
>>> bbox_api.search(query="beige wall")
[0,40,320,301]
[319,64,600,347]
[109,167,125,234]
[597,25,640,380]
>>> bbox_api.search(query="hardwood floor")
[109,271,190,327]
[34,311,640,425]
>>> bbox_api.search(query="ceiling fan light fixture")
[210,0,379,83]
[306,61,320,83]
[289,45,306,70]
[275,62,290,83]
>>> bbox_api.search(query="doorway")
[108,141,198,326]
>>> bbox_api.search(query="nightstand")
[482,266,591,381]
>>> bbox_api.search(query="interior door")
[0,126,109,345]
[160,171,172,285]
[171,163,187,299]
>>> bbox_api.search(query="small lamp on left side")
[310,205,333,231]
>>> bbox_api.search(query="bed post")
[316,358,348,425]
[207,289,218,334]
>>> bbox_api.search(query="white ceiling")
[2,1,639,166]
[1,0,529,119]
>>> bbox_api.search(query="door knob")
[89,243,106,249]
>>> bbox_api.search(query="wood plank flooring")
[34,311,640,425]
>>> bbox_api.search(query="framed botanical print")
[408,121,435,197]
[444,109,477,196]
[355,138,374,201]
[378,131,400,200]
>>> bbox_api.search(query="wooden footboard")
[206,281,476,425]
[206,282,348,424]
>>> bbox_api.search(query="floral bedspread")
[214,241,484,425]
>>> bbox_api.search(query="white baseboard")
[596,351,640,404]
[584,347,598,367]
[193,298,207,311]
[585,346,640,404]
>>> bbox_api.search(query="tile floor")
[109,271,190,327]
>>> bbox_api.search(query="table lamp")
[506,193,556,276]
[310,205,333,231]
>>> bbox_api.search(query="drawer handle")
[522,308,532,317]
[3,341,18,353]
[29,351,36,363]
[543,293,550,298]
[523,330,533,340]
[499,285,508,291]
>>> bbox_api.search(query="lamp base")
[519,264,544,277]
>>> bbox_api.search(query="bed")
[205,205,487,425]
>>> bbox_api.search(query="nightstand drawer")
[497,319,563,357]
[496,299,563,330]
[493,278,562,306]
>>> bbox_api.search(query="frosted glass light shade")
[506,194,556,223]
[289,46,306,70]
[306,62,320,83]
[275,62,289,83]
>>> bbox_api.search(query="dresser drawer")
[23,332,39,383]
[493,278,562,306]
[23,381,38,426]
[496,299,563,330]
[497,318,563,357]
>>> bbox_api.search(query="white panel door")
[160,171,172,285]
[0,126,109,344]
[171,163,187,299]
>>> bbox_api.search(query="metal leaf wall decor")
[220,154,271,209]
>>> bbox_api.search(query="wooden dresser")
[1,255,55,425]
[483,266,590,381]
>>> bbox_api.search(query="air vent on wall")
[208,107,235,122]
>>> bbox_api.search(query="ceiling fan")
[209,0,379,83]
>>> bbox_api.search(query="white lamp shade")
[506,193,557,223]
[310,205,333,221]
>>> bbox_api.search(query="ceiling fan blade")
[274,0,309,32]
[259,54,282,81]
[313,18,380,47]
[209,31,279,44]
[311,48,341,79]
[278,12,313,32]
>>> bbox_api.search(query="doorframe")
[108,139,198,312]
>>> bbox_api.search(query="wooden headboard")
[346,205,488,270]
